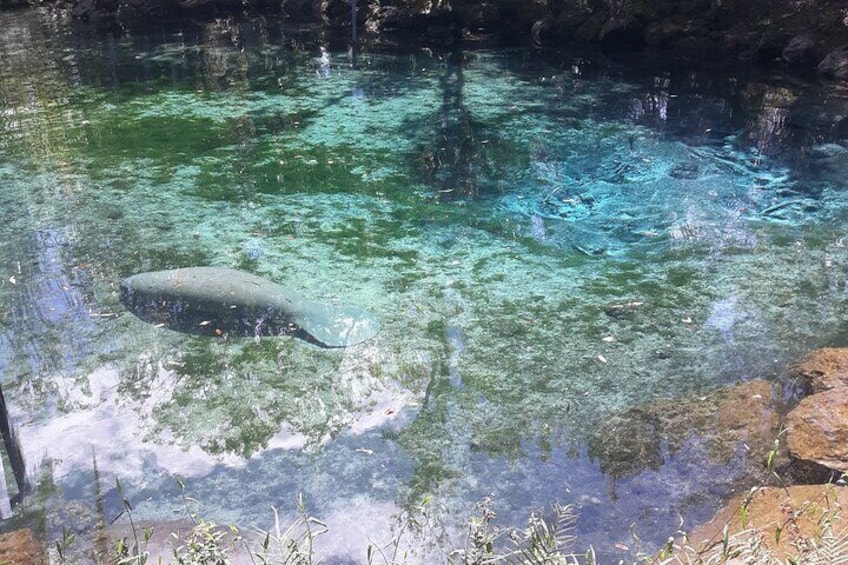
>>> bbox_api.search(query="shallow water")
[2,8,848,562]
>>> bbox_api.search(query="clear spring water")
[2,8,848,562]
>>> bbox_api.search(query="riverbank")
[4,0,848,83]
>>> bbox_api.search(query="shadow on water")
[0,383,30,517]
[420,51,480,201]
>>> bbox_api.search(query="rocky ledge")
[679,484,848,562]
[658,347,848,561]
[14,0,848,85]
[785,348,848,478]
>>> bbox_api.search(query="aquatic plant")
[38,461,848,565]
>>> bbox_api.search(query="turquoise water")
[2,8,848,561]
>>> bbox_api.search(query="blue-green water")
[2,8,848,562]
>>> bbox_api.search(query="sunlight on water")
[1,8,848,562]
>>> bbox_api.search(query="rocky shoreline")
[0,350,845,562]
[591,346,848,561]
[2,0,848,85]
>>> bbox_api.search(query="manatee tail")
[293,301,381,347]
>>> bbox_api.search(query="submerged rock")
[588,379,784,480]
[602,299,645,320]
[807,142,848,161]
[818,45,848,81]
[782,33,821,66]
[798,143,848,183]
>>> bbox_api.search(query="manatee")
[119,267,380,347]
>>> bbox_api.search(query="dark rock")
[325,0,355,25]
[452,2,501,32]
[425,22,459,45]
[644,18,687,46]
[672,34,716,52]
[369,6,413,33]
[752,30,794,64]
[818,45,848,81]
[572,12,608,43]
[784,456,837,484]
[598,14,645,49]
[280,0,326,21]
[549,4,593,39]
[645,17,714,50]
[783,33,820,66]
[718,28,760,57]
[370,6,461,45]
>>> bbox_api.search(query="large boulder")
[782,33,821,67]
[785,387,848,474]
[676,485,848,563]
[785,347,848,476]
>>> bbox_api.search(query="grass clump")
[53,480,848,565]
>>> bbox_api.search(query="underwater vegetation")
[2,9,848,562]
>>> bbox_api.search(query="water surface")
[2,9,848,562]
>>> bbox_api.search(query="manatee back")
[121,267,380,347]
